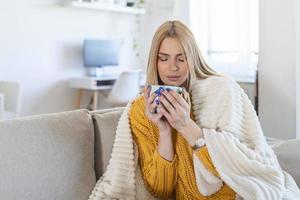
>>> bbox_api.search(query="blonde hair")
[146,20,223,91]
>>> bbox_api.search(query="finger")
[161,90,182,111]
[149,99,159,113]
[145,89,157,108]
[146,94,160,115]
[159,94,177,116]
[168,90,189,109]
[158,104,172,122]
[146,101,153,114]
[147,92,158,106]
[144,85,151,100]
[144,86,151,113]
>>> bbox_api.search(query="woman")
[130,20,235,199]
[89,21,300,200]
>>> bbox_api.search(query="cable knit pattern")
[88,76,300,200]
[191,76,300,200]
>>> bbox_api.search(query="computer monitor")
[83,39,120,76]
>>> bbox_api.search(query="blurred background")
[0,0,299,140]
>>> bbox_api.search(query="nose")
[169,59,178,71]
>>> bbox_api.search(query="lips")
[167,75,181,81]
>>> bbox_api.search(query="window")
[190,0,258,82]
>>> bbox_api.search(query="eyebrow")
[158,52,183,56]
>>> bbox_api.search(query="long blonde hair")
[146,20,223,91]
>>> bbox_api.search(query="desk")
[69,74,146,110]
[69,76,118,110]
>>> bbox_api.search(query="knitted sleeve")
[129,96,178,199]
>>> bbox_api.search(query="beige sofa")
[0,108,299,200]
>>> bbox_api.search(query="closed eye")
[158,57,168,61]
[177,57,185,62]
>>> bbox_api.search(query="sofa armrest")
[271,139,300,187]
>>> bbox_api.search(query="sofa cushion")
[0,109,95,200]
[271,139,300,187]
[92,108,124,179]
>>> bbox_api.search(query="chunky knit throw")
[88,76,300,200]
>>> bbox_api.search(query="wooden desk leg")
[93,91,98,110]
[76,89,82,109]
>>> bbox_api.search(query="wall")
[0,0,176,116]
[0,0,138,115]
[259,0,296,139]
[132,0,189,75]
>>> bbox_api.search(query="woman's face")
[157,37,189,87]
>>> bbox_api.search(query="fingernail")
[166,88,171,92]
[155,91,161,96]
[155,99,160,105]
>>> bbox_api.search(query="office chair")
[106,69,141,107]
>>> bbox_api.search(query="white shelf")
[70,1,146,15]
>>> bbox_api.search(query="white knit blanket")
[88,76,300,200]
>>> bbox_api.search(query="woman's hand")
[157,88,192,132]
[157,88,204,146]
[144,85,175,161]
[144,86,172,135]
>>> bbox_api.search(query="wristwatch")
[192,137,206,151]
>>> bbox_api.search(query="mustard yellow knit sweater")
[129,96,236,200]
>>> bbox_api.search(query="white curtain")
[189,0,258,82]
